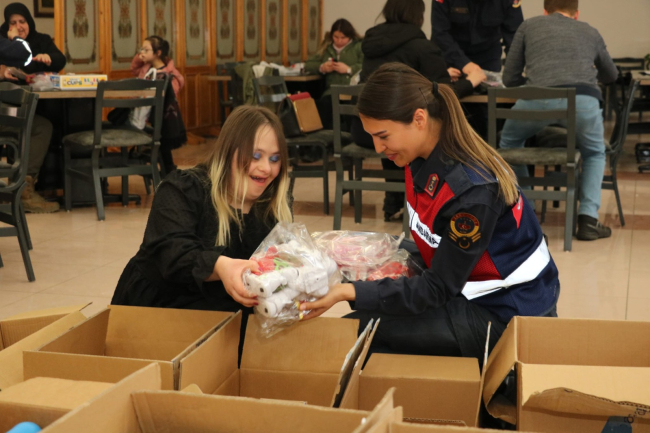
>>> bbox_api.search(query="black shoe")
[384,209,404,222]
[576,215,612,241]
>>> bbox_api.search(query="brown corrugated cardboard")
[483,316,650,432]
[368,421,527,433]
[0,363,161,433]
[0,304,90,350]
[0,310,88,390]
[32,305,233,390]
[179,311,377,406]
[43,380,398,433]
[342,324,491,427]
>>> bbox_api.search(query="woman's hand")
[212,256,260,308]
[320,61,334,74]
[332,61,351,74]
[467,68,487,87]
[2,66,18,81]
[462,61,482,75]
[447,67,462,82]
[33,54,52,66]
[7,26,18,40]
[299,283,356,320]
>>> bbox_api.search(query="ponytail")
[358,63,519,206]
[145,35,171,64]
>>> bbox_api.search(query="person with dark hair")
[500,0,618,241]
[130,35,186,173]
[431,0,523,74]
[300,63,559,360]
[355,0,485,222]
[0,2,64,213]
[304,18,363,130]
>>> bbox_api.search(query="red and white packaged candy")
[366,249,419,281]
[243,222,340,337]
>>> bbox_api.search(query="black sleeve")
[23,34,66,74]
[140,172,224,292]
[0,36,31,67]
[431,1,471,69]
[501,0,524,54]
[353,188,502,315]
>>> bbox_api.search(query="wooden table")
[203,74,321,82]
[35,89,155,99]
[633,71,650,86]
[460,94,517,104]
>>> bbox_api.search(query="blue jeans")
[499,95,606,219]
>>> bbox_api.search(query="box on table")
[48,74,108,90]
[0,363,160,433]
[41,376,398,433]
[28,305,233,390]
[0,304,89,351]
[483,316,650,432]
[178,310,377,407]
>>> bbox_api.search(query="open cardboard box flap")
[42,363,161,433]
[521,363,650,418]
[0,377,112,411]
[0,303,90,350]
[0,310,88,390]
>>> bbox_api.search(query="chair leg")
[121,148,129,206]
[354,159,363,224]
[151,145,162,189]
[334,156,345,230]
[19,201,32,250]
[321,145,329,215]
[0,252,3,268]
[347,159,354,207]
[12,195,35,281]
[564,169,577,252]
[91,151,106,221]
[63,147,73,211]
[611,167,625,227]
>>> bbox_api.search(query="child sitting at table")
[129,35,186,174]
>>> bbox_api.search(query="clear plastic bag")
[243,222,340,338]
[311,231,404,281]
[366,249,423,281]
[28,74,55,91]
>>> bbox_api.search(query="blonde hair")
[358,63,519,206]
[199,105,292,246]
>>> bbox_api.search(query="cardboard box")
[0,363,160,433]
[31,305,233,390]
[0,304,89,350]
[342,353,482,427]
[48,74,108,90]
[0,308,89,391]
[341,325,490,426]
[368,421,528,433]
[179,311,377,407]
[42,378,398,433]
[483,316,650,432]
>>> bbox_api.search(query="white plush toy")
[257,292,295,318]
[244,267,299,298]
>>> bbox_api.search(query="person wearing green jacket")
[304,18,363,130]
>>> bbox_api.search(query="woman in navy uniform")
[431,0,523,74]
[300,63,559,360]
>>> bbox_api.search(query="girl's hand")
[320,61,334,74]
[467,68,487,87]
[299,283,356,320]
[7,26,18,40]
[447,67,462,82]
[332,61,350,74]
[33,54,52,66]
[212,256,260,308]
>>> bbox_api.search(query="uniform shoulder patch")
[449,212,481,249]
[512,0,522,8]
[436,0,444,3]
[425,174,438,197]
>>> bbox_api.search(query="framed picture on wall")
[34,0,54,18]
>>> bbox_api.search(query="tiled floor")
[1,120,650,322]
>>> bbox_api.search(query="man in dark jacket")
[0,2,63,213]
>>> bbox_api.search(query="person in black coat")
[0,2,65,77]
[0,24,31,68]
[353,0,486,222]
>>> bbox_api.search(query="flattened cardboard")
[42,363,161,433]
[181,311,374,406]
[0,304,90,350]
[0,377,112,411]
[483,316,650,432]
[0,311,87,391]
[34,306,232,390]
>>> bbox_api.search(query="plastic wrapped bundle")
[312,231,405,281]
[366,249,422,281]
[243,222,340,337]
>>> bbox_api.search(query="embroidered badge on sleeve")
[426,174,438,197]
[512,0,522,8]
[449,212,481,249]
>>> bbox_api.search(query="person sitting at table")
[0,2,65,213]
[353,0,486,222]
[129,35,186,174]
[304,18,363,130]
[499,0,618,241]
[111,105,292,352]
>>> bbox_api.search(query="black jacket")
[0,2,65,74]
[360,22,474,98]
[0,35,31,67]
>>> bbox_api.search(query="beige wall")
[0,0,55,38]
[324,0,650,59]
